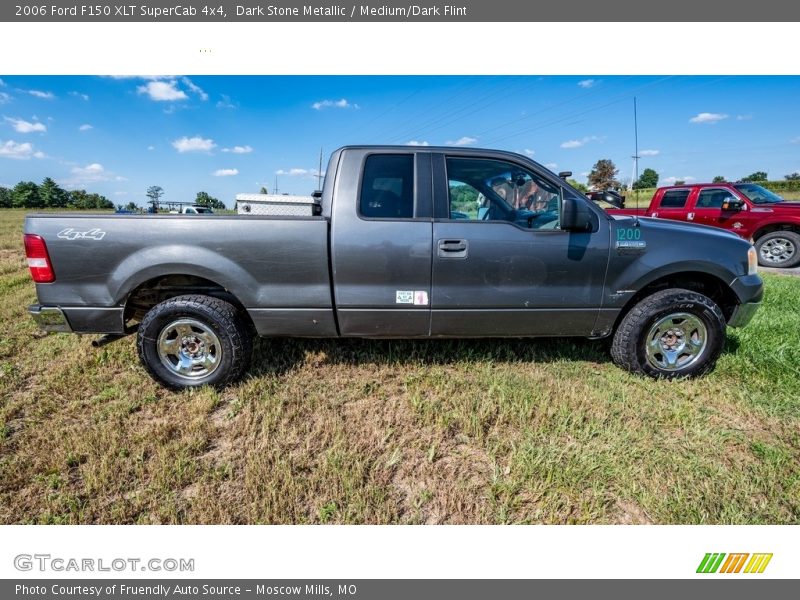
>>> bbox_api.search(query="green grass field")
[0,209,798,524]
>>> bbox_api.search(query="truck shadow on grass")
[248,335,741,379]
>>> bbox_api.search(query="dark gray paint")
[6,0,800,21]
[25,146,763,340]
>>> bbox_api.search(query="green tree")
[12,181,42,208]
[69,189,91,209]
[259,186,269,194]
[632,168,659,190]
[741,171,768,182]
[785,172,800,181]
[125,201,138,211]
[0,186,10,208]
[39,177,69,208]
[195,191,226,210]
[567,179,588,193]
[674,180,686,186]
[712,175,726,183]
[146,185,164,208]
[588,159,621,191]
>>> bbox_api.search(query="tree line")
[0,178,114,210]
[586,159,800,192]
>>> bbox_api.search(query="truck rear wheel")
[610,288,726,379]
[137,294,252,390]
[755,230,800,268]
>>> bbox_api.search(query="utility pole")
[317,147,324,191]
[273,175,278,195]
[630,97,640,192]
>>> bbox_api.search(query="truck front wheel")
[755,230,800,268]
[137,294,252,390]
[610,288,726,379]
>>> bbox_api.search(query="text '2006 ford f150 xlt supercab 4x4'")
[24,146,763,388]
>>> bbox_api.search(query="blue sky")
[1,75,799,205]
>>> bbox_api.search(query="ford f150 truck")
[24,146,763,388]
[602,182,800,268]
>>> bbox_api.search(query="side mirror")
[558,171,572,179]
[561,195,595,232]
[722,197,744,210]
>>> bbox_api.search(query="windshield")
[734,183,784,204]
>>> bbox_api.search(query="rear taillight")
[23,234,55,283]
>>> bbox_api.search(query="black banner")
[5,0,800,22]
[4,580,799,600]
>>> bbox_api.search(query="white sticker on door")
[396,291,414,304]
[413,291,429,306]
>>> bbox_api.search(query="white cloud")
[0,92,10,104]
[446,136,478,147]
[523,148,535,157]
[689,112,728,124]
[182,77,208,101]
[736,114,752,121]
[639,149,660,156]
[406,140,429,146]
[147,145,155,150]
[138,80,188,102]
[544,162,558,169]
[216,95,238,109]
[663,176,696,184]
[78,124,93,132]
[312,98,357,110]
[4,117,46,133]
[578,79,597,89]
[114,191,128,196]
[213,168,239,177]
[62,162,123,187]
[70,91,90,101]
[171,135,216,153]
[560,135,601,149]
[222,145,253,154]
[28,90,54,99]
[0,139,44,160]
[276,168,308,176]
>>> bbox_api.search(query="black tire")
[137,294,252,390]
[610,288,726,379]
[755,230,800,268]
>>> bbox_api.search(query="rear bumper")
[28,305,72,332]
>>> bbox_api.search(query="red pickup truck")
[605,182,800,268]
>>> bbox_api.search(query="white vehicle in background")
[169,205,214,215]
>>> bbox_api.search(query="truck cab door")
[429,154,610,337]
[330,150,433,337]
[651,188,692,222]
[692,187,752,238]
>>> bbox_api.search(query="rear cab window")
[658,189,691,209]
[359,154,415,219]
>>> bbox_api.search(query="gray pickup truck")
[24,146,763,388]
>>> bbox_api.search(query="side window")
[696,189,732,209]
[659,189,690,208]
[359,154,414,219]
[445,157,561,229]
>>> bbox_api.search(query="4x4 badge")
[57,228,106,241]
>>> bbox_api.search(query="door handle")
[437,239,468,258]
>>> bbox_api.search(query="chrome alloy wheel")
[645,312,708,372]
[759,236,796,265]
[157,318,222,380]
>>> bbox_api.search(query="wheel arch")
[613,270,739,332]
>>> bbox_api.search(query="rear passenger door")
[331,150,433,337]
[651,188,692,222]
